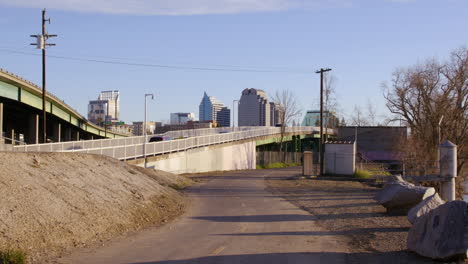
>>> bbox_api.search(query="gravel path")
[264,167,438,264]
[61,168,350,264]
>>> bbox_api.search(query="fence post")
[439,140,457,201]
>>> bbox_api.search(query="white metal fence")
[13,126,317,160]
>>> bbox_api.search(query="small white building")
[325,141,356,176]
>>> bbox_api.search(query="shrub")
[0,249,27,264]
[257,162,301,169]
[354,169,372,179]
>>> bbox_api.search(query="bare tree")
[349,105,369,126]
[383,47,468,176]
[273,90,302,161]
[366,99,378,126]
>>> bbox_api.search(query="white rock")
[408,200,468,260]
[407,193,445,224]
[375,181,435,214]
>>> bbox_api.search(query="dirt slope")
[0,152,192,263]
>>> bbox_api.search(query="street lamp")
[232,99,239,130]
[144,93,154,168]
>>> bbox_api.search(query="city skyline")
[0,1,466,125]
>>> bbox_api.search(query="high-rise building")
[217,107,231,127]
[170,112,195,125]
[198,92,230,127]
[270,102,283,126]
[88,90,120,125]
[238,88,271,126]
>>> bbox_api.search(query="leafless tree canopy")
[383,47,468,174]
[273,90,302,160]
[274,90,302,129]
[324,73,338,114]
[349,105,369,126]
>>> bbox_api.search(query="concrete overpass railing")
[13,126,318,160]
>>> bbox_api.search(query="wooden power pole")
[315,68,332,176]
[31,9,57,143]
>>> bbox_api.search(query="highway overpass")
[0,68,126,145]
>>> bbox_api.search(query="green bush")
[354,169,372,179]
[257,162,301,169]
[0,249,27,264]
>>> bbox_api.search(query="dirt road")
[61,169,350,264]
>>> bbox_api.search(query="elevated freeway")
[0,68,126,144]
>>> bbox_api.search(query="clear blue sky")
[0,0,466,124]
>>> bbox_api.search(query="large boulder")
[408,201,468,260]
[407,193,445,224]
[375,180,435,215]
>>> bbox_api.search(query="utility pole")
[31,9,57,143]
[143,94,154,168]
[315,68,332,176]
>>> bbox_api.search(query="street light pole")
[232,99,239,131]
[315,68,332,177]
[144,94,154,168]
[104,100,109,137]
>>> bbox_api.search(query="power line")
[0,48,312,74]
[0,45,312,72]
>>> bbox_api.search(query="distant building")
[198,92,230,127]
[238,88,271,126]
[170,112,195,125]
[132,121,160,136]
[302,110,339,128]
[155,120,214,134]
[108,122,133,136]
[88,90,120,126]
[88,100,109,126]
[270,102,283,126]
[216,107,231,127]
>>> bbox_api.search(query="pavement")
[62,168,350,264]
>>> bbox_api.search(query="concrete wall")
[325,142,356,176]
[142,141,256,174]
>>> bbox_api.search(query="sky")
[0,0,467,125]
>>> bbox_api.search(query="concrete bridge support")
[64,127,71,141]
[0,103,3,142]
[53,123,61,143]
[139,141,256,174]
[28,114,39,144]
[9,128,14,145]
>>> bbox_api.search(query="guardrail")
[13,126,317,160]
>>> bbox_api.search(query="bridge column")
[28,114,39,144]
[64,127,72,141]
[53,123,61,143]
[10,128,15,145]
[0,103,3,143]
[75,131,80,141]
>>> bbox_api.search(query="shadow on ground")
[129,251,433,264]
